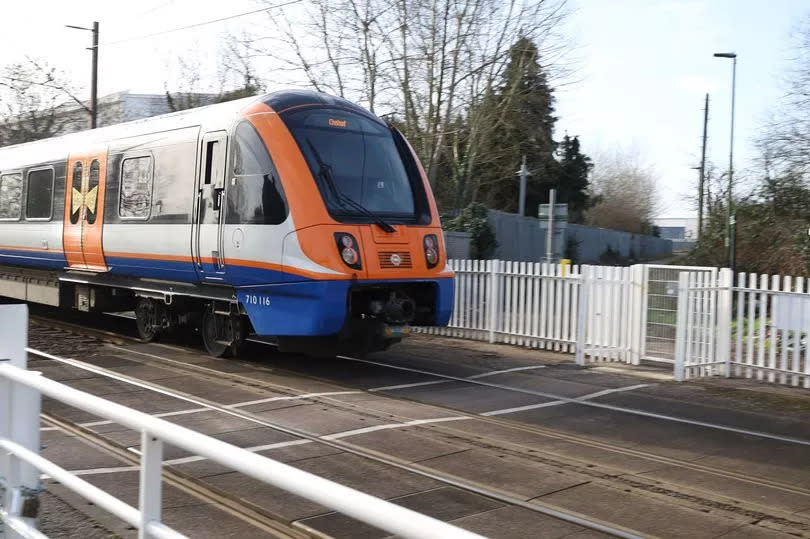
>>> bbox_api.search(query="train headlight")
[335,233,362,270]
[424,234,439,268]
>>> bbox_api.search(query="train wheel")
[201,310,245,358]
[135,298,159,342]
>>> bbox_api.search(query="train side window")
[226,121,287,225]
[87,160,100,224]
[0,172,23,220]
[204,141,217,185]
[25,168,54,220]
[119,155,153,220]
[70,162,82,225]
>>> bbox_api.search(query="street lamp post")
[713,52,736,275]
[66,21,99,129]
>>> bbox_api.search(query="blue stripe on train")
[236,277,454,336]
[0,249,67,270]
[0,247,454,337]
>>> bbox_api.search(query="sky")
[1,0,808,218]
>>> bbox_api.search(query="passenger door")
[192,131,229,282]
[63,150,108,271]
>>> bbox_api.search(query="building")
[653,217,698,252]
[65,90,219,133]
[1,90,218,144]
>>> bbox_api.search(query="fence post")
[673,273,689,382]
[628,265,643,365]
[487,260,499,343]
[575,266,589,366]
[638,264,650,363]
[717,268,733,378]
[0,304,40,538]
[139,430,164,539]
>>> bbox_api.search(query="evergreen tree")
[473,38,559,215]
[556,134,591,222]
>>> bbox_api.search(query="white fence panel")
[574,265,634,364]
[426,260,810,390]
[674,269,733,381]
[420,260,582,352]
[730,272,810,387]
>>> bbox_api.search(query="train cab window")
[0,173,23,220]
[226,121,287,225]
[25,168,54,220]
[87,160,100,224]
[70,162,82,224]
[119,155,154,219]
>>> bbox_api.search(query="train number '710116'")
[244,294,271,307]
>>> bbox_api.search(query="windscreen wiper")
[305,138,396,233]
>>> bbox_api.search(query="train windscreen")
[284,108,417,222]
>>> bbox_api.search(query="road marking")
[322,416,470,440]
[40,391,362,432]
[467,365,547,379]
[49,416,471,475]
[481,384,650,416]
[164,439,312,466]
[369,365,548,391]
[369,380,449,391]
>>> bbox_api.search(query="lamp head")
[713,52,737,58]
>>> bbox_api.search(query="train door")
[63,150,108,271]
[192,131,229,282]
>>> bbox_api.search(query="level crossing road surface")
[20,308,810,539]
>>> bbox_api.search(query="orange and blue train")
[0,91,454,356]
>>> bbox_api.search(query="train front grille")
[378,251,413,269]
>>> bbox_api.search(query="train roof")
[0,90,380,170]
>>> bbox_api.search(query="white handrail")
[0,362,484,539]
[0,439,181,539]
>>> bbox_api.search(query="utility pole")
[66,21,99,129]
[714,52,737,274]
[546,188,556,263]
[90,21,99,129]
[698,93,709,236]
[517,155,530,216]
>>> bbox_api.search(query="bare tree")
[217,32,265,97]
[241,0,569,203]
[165,56,209,112]
[760,15,810,182]
[165,36,265,113]
[586,150,659,234]
[0,58,86,146]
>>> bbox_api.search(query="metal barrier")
[0,305,483,539]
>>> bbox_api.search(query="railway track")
[41,413,310,539]
[25,311,810,538]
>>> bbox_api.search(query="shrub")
[442,203,498,259]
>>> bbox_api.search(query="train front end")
[239,92,454,355]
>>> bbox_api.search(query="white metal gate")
[575,265,634,364]
[673,269,732,381]
[642,265,716,364]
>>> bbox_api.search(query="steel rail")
[333,354,810,447]
[1,361,484,539]
[26,347,645,539]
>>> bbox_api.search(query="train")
[0,90,454,356]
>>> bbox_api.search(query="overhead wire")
[94,0,302,49]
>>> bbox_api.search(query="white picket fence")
[420,260,644,364]
[424,260,580,351]
[675,270,810,387]
[422,260,810,389]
